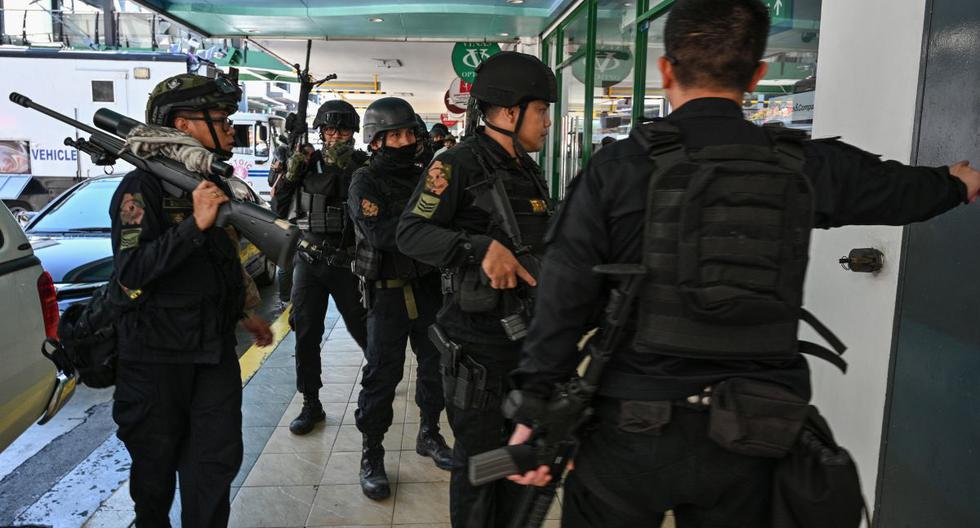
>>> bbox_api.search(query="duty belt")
[373,278,419,320]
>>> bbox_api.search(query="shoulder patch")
[120,227,141,250]
[361,198,380,217]
[119,193,145,226]
[425,161,452,196]
[411,192,441,219]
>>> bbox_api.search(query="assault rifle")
[467,264,647,528]
[285,40,337,154]
[9,92,323,268]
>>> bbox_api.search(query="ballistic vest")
[632,121,847,372]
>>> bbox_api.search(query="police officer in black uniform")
[430,122,450,151]
[347,97,453,500]
[110,73,273,527]
[397,52,557,528]
[276,99,370,435]
[507,1,980,526]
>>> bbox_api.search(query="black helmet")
[430,123,449,137]
[470,51,557,108]
[312,99,360,132]
[362,97,417,144]
[146,73,241,126]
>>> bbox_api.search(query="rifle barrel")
[10,92,112,139]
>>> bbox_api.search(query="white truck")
[0,48,188,214]
[228,112,288,200]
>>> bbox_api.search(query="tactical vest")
[473,148,554,256]
[632,122,847,372]
[291,150,356,235]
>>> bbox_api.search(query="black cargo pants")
[291,255,368,394]
[112,349,243,528]
[355,273,444,437]
[562,398,776,528]
[445,341,524,528]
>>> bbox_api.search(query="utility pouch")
[456,266,500,313]
[618,400,672,436]
[500,313,528,341]
[708,378,810,458]
[440,269,456,295]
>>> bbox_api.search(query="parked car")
[0,202,75,452]
[23,175,277,312]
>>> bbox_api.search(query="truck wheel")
[3,200,33,216]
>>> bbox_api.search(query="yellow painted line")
[240,304,292,384]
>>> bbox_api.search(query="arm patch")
[411,192,441,219]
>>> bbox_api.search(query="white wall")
[807,0,928,508]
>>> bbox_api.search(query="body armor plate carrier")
[632,121,848,372]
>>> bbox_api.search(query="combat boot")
[416,415,454,470]
[289,392,325,435]
[360,435,390,500]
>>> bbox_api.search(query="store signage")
[572,47,633,88]
[448,78,473,106]
[451,42,501,82]
[761,0,794,29]
[440,114,460,127]
[444,90,467,114]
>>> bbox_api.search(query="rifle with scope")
[8,91,325,268]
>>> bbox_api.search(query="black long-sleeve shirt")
[512,98,967,401]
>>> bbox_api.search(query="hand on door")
[949,161,980,203]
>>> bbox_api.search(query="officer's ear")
[172,114,194,134]
[658,56,675,90]
[745,62,769,93]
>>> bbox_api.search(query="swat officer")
[507,1,980,526]
[397,52,556,528]
[430,122,450,151]
[110,72,273,527]
[347,97,453,500]
[276,99,370,435]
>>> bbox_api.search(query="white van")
[229,112,287,199]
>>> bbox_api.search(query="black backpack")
[51,280,135,388]
[631,121,847,371]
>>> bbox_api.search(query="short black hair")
[664,0,771,91]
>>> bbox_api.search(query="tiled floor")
[229,308,676,528]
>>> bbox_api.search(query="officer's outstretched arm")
[397,156,493,268]
[111,173,206,291]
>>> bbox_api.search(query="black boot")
[416,416,454,471]
[359,436,391,500]
[288,392,325,435]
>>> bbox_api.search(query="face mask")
[377,143,418,172]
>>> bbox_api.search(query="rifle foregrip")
[523,480,560,528]
[468,444,537,486]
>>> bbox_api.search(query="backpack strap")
[799,308,848,373]
[762,125,808,172]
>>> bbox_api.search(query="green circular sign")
[572,48,633,88]
[452,42,502,83]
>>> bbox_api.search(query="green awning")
[129,0,578,39]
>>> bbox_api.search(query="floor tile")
[392,482,451,524]
[262,425,340,454]
[324,366,361,384]
[232,453,261,488]
[320,450,401,485]
[333,425,404,453]
[243,382,295,404]
[249,366,297,386]
[396,449,452,483]
[322,351,366,367]
[242,426,276,454]
[242,402,291,428]
[307,484,395,526]
[229,485,317,528]
[243,451,330,487]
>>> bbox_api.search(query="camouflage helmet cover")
[145,73,242,126]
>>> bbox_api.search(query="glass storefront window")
[590,0,638,151]
[562,9,590,60]
[542,34,559,196]
[558,57,588,198]
[643,0,822,132]
[642,14,668,121]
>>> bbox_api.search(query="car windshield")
[29,178,121,233]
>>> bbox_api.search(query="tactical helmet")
[429,123,449,137]
[312,99,360,132]
[145,73,241,126]
[470,51,557,108]
[362,97,417,144]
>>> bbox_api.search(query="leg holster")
[428,324,490,410]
